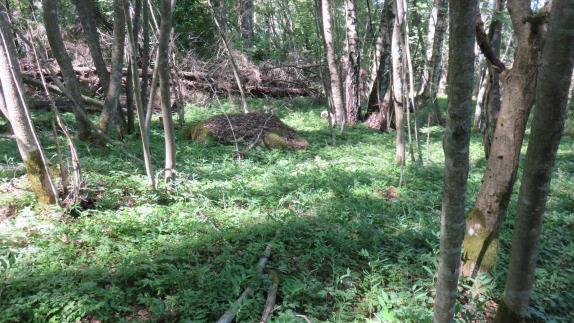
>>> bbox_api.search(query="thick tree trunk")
[461,0,546,276]
[0,12,58,204]
[343,0,359,125]
[98,0,125,136]
[72,0,110,91]
[159,0,176,184]
[432,1,477,321]
[320,0,345,126]
[391,0,405,165]
[494,1,574,320]
[42,0,92,140]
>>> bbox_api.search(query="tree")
[98,0,126,136]
[494,0,574,320]
[42,0,92,140]
[432,0,477,321]
[158,0,176,184]
[461,0,548,276]
[390,0,405,166]
[72,0,110,91]
[0,11,58,204]
[239,0,254,42]
[343,0,359,125]
[319,0,345,127]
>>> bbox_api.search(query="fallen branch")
[217,242,273,323]
[22,76,104,107]
[259,270,279,323]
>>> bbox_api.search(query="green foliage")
[0,98,572,322]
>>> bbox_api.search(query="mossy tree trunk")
[98,0,125,136]
[495,0,574,320]
[42,0,92,140]
[0,11,58,204]
[461,0,546,276]
[432,0,477,321]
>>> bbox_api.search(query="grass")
[0,97,572,322]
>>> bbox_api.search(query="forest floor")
[0,97,572,322]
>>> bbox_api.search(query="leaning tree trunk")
[98,0,125,136]
[72,0,110,91]
[390,0,405,165]
[343,0,359,125]
[158,0,176,184]
[320,0,346,127]
[461,0,546,276]
[481,0,505,159]
[494,1,574,320]
[432,0,477,321]
[0,11,58,204]
[42,0,92,140]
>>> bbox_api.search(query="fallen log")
[22,76,104,108]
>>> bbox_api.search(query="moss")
[184,122,216,144]
[461,208,497,275]
[24,149,56,205]
[263,131,309,150]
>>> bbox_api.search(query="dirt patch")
[185,113,309,150]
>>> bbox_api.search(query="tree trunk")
[432,0,477,321]
[159,0,176,184]
[141,0,151,110]
[42,0,92,140]
[461,0,546,276]
[0,12,58,204]
[124,0,155,188]
[391,0,405,165]
[320,0,345,127]
[343,0,359,125]
[494,1,574,320]
[98,0,125,136]
[72,0,110,91]
[239,0,254,42]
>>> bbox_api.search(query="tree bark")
[158,0,176,184]
[0,11,58,204]
[494,1,574,320]
[432,1,477,321]
[391,0,405,165]
[42,0,92,140]
[239,0,254,42]
[72,0,110,91]
[343,0,359,125]
[319,0,345,127]
[462,0,546,276]
[98,0,125,136]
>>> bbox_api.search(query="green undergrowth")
[0,97,572,322]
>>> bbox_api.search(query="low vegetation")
[1,98,572,322]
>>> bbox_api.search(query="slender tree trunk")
[343,0,359,125]
[42,0,92,140]
[239,0,254,43]
[391,0,405,165]
[141,0,151,110]
[495,1,574,320]
[0,11,58,204]
[98,0,125,136]
[461,0,546,276]
[72,0,110,91]
[319,0,345,127]
[158,0,176,184]
[124,0,155,188]
[432,0,477,321]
